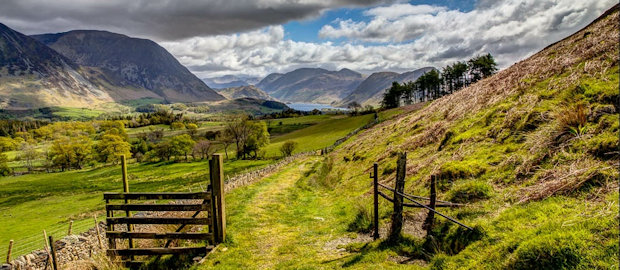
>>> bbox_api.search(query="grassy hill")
[318,5,619,268]
[201,6,618,269]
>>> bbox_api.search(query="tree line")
[382,53,498,109]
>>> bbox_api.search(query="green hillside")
[319,7,619,269]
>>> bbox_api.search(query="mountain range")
[0,21,436,110]
[216,85,274,101]
[338,67,434,107]
[0,24,224,109]
[256,68,364,104]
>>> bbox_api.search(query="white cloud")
[318,0,616,68]
[0,0,393,40]
[164,0,615,79]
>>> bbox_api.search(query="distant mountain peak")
[31,30,224,102]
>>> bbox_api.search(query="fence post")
[68,220,73,235]
[6,240,13,264]
[94,215,103,249]
[388,152,406,243]
[372,163,379,240]
[423,175,437,235]
[121,155,134,251]
[48,236,58,270]
[210,154,226,243]
[43,230,52,269]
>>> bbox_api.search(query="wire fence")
[0,216,101,261]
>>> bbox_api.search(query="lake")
[287,103,348,111]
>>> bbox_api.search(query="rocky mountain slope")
[339,67,434,107]
[32,30,224,103]
[0,23,113,109]
[324,4,618,268]
[256,68,364,104]
[216,85,274,100]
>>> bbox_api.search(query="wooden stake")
[210,154,226,243]
[94,215,103,249]
[6,240,13,264]
[48,236,58,270]
[388,152,406,243]
[372,163,379,240]
[68,220,73,235]
[43,230,52,270]
[423,175,437,235]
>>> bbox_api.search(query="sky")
[0,0,616,79]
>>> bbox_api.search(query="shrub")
[447,180,492,203]
[280,140,297,157]
[506,233,583,270]
[170,122,185,130]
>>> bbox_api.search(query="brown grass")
[518,158,617,203]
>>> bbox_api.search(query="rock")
[25,254,35,264]
[193,256,202,262]
[0,263,12,270]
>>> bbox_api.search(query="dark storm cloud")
[0,0,391,41]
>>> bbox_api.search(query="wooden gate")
[103,154,226,266]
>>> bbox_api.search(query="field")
[0,112,376,258]
[264,114,374,157]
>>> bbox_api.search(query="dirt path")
[199,157,355,269]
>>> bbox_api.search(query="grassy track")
[199,156,413,269]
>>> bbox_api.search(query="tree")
[0,137,18,152]
[96,134,132,164]
[347,102,362,115]
[19,142,39,172]
[224,116,270,159]
[217,131,234,160]
[169,134,195,161]
[49,137,74,171]
[186,123,199,138]
[171,122,185,130]
[152,141,173,161]
[192,140,212,160]
[243,121,269,159]
[280,141,297,157]
[382,82,403,109]
[451,61,469,90]
[468,53,497,83]
[98,121,128,140]
[0,152,11,176]
[71,136,93,169]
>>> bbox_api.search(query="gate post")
[372,163,379,240]
[388,152,406,243]
[210,154,226,243]
[121,155,134,251]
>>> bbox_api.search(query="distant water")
[287,103,347,111]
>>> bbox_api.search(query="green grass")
[264,114,374,157]
[34,107,107,121]
[198,156,412,269]
[0,158,273,257]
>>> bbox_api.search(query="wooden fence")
[370,152,471,241]
[103,154,226,267]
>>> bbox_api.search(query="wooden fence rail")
[370,153,472,241]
